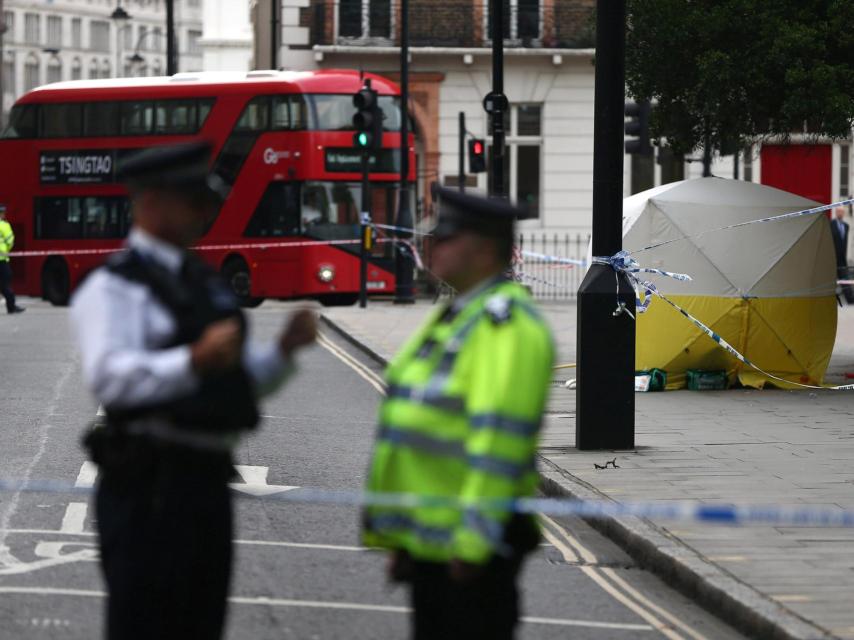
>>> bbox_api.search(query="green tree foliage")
[625,0,854,156]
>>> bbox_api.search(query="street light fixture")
[111,2,132,78]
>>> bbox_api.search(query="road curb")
[320,314,390,366]
[321,312,836,640]
[538,460,836,640]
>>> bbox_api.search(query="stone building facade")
[1,0,203,126]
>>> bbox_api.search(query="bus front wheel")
[222,257,263,308]
[42,258,71,307]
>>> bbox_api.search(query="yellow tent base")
[635,295,836,390]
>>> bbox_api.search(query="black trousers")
[0,262,16,312]
[95,449,233,640]
[409,557,522,640]
[838,265,854,304]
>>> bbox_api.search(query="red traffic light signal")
[468,138,486,173]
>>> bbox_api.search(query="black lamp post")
[575,0,635,450]
[110,2,131,79]
[394,0,415,304]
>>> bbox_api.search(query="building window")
[486,0,541,42]
[25,13,40,45]
[47,56,62,84]
[2,55,15,97]
[101,59,112,79]
[24,53,40,91]
[88,58,99,79]
[122,23,133,50]
[487,103,542,218]
[90,21,110,52]
[47,16,62,47]
[2,12,14,42]
[71,18,82,49]
[152,27,162,51]
[71,58,83,81]
[138,25,148,51]
[338,0,392,40]
[187,29,202,55]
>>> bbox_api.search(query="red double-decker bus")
[0,69,415,306]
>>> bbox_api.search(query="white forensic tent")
[622,177,838,389]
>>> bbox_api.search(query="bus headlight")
[317,265,335,283]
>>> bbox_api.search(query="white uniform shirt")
[70,228,293,410]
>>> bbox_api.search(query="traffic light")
[624,101,652,156]
[468,138,487,173]
[352,84,383,151]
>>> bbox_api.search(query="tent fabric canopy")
[624,178,837,389]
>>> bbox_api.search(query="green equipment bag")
[686,369,728,390]
[635,369,667,392]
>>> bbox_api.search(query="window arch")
[71,57,83,81]
[24,53,41,91]
[47,55,62,84]
[88,58,99,79]
[152,59,162,77]
[101,58,111,79]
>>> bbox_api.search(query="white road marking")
[230,464,298,497]
[74,462,98,489]
[60,503,88,534]
[34,542,97,561]
[541,515,711,640]
[317,332,387,395]
[0,363,76,569]
[234,539,368,552]
[0,587,652,630]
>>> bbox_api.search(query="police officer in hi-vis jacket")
[362,185,554,640]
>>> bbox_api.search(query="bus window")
[42,103,84,138]
[35,196,129,239]
[1,104,39,138]
[309,95,354,131]
[307,94,402,131]
[272,95,308,131]
[155,100,197,135]
[83,197,128,238]
[378,96,402,132]
[236,97,270,131]
[198,99,215,128]
[301,181,396,257]
[243,182,300,237]
[121,102,154,135]
[84,102,120,137]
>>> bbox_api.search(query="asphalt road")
[0,298,748,639]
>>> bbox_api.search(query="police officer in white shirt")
[70,141,317,640]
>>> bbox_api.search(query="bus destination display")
[325,149,400,173]
[40,150,117,185]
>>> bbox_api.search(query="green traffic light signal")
[356,132,369,147]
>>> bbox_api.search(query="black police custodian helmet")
[118,141,224,206]
[430,184,530,241]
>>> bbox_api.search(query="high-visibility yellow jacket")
[0,220,13,263]
[362,277,554,564]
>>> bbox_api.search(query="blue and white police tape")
[519,251,587,267]
[631,196,854,256]
[1,477,854,527]
[621,269,854,391]
[592,250,692,314]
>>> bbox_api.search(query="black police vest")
[103,249,260,434]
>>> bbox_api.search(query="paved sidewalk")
[323,299,854,640]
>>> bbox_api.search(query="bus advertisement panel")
[0,69,417,307]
